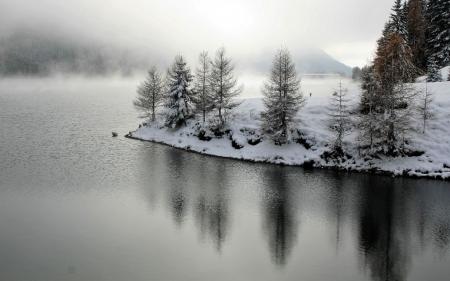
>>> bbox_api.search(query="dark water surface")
[1,78,450,281]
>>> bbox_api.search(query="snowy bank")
[127,78,450,180]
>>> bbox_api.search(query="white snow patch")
[130,78,450,180]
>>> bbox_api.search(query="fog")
[0,0,395,72]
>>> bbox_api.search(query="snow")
[129,76,450,180]
[417,65,450,82]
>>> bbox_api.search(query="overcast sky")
[0,0,395,67]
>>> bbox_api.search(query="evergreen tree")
[352,67,362,80]
[328,81,351,153]
[406,0,427,70]
[426,57,443,82]
[134,67,164,121]
[261,48,304,145]
[374,33,418,86]
[368,33,418,155]
[192,51,213,123]
[390,0,408,37]
[209,47,242,128]
[164,55,194,128]
[359,65,379,113]
[426,0,450,67]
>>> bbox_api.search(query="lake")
[0,77,449,281]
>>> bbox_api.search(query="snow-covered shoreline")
[127,78,450,180]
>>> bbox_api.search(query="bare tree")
[209,47,242,128]
[192,51,213,123]
[328,81,351,153]
[134,67,164,121]
[418,81,434,134]
[261,48,305,145]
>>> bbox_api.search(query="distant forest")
[0,30,149,76]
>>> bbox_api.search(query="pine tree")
[328,81,351,154]
[359,65,379,113]
[134,67,164,121]
[164,55,194,128]
[374,33,418,86]
[261,48,304,145]
[358,65,382,154]
[367,33,418,155]
[209,47,242,128]
[426,0,450,68]
[192,51,213,123]
[352,67,362,80]
[418,81,434,133]
[406,0,427,70]
[390,0,408,37]
[426,57,443,82]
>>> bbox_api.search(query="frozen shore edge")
[124,130,449,181]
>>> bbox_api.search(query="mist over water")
[0,77,449,281]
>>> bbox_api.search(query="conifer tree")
[164,55,194,128]
[359,65,379,113]
[261,48,304,145]
[390,0,408,37]
[357,65,383,154]
[134,67,164,121]
[328,81,351,154]
[209,47,242,128]
[368,33,418,155]
[426,0,450,67]
[406,0,427,70]
[192,51,213,123]
[426,57,443,82]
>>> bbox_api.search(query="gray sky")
[0,0,395,67]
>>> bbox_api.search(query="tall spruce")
[261,48,304,145]
[426,0,450,68]
[134,67,164,121]
[390,0,408,37]
[406,0,427,70]
[164,55,194,128]
[209,47,242,128]
[376,0,408,58]
[193,51,213,123]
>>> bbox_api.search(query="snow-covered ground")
[129,76,450,180]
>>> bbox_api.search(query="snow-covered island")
[127,67,450,180]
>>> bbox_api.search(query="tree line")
[135,0,448,159]
[134,47,242,130]
[134,47,309,145]
[356,0,449,156]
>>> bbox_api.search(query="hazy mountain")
[294,48,352,76]
[241,47,352,77]
[0,30,352,77]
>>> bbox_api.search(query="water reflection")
[138,144,450,280]
[356,177,410,281]
[192,160,230,251]
[261,168,299,265]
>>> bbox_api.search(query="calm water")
[1,77,450,281]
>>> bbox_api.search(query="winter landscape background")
[0,0,449,281]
